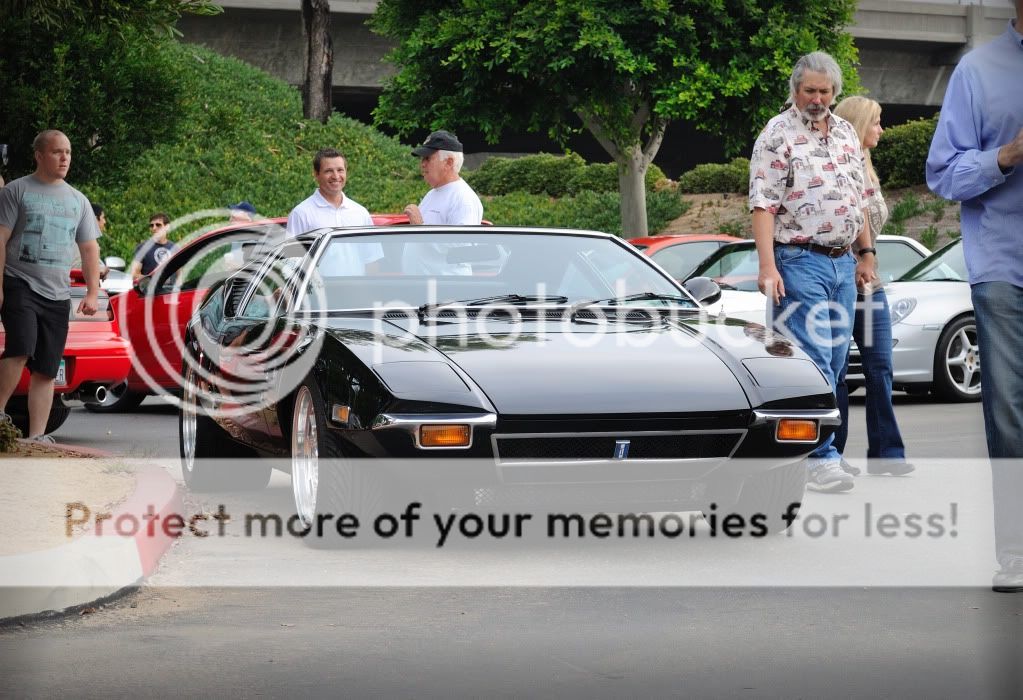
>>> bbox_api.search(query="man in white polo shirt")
[287,148,381,275]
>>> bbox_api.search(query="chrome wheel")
[291,385,319,528]
[944,326,980,395]
[934,316,982,402]
[181,368,198,475]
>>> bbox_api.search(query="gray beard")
[801,105,831,123]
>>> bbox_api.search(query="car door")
[122,226,280,391]
[214,241,314,446]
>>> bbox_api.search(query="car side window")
[238,244,309,319]
[651,242,720,280]
[877,241,927,283]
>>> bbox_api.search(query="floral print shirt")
[749,106,868,247]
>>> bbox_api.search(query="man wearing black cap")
[404,130,483,274]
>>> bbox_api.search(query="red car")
[629,233,744,281]
[91,214,411,412]
[1,284,132,434]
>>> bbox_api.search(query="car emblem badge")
[613,439,630,460]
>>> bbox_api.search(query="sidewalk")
[0,440,181,623]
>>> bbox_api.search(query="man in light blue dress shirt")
[926,1,1023,592]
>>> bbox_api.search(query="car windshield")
[686,243,759,292]
[301,231,695,311]
[897,240,967,282]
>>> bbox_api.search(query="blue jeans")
[833,288,906,460]
[972,282,1023,563]
[769,246,857,466]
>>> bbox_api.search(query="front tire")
[179,364,271,492]
[932,315,981,402]
[291,379,389,547]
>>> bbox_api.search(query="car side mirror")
[104,255,127,272]
[683,276,722,305]
[135,275,150,296]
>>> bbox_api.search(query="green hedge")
[872,114,938,189]
[677,157,750,194]
[77,42,685,257]
[484,188,689,238]
[466,153,667,198]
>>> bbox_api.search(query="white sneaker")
[26,434,56,444]
[807,462,854,492]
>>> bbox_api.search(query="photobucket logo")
[118,211,326,419]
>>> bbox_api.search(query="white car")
[685,235,942,391]
[874,239,978,401]
[687,235,931,323]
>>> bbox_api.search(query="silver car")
[688,235,930,323]
[684,235,939,391]
[865,239,978,402]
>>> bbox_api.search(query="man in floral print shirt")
[749,51,877,493]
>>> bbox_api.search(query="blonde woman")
[832,96,913,476]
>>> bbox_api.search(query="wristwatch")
[858,247,877,258]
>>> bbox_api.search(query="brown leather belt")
[792,242,852,258]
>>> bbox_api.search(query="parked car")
[92,214,412,413]
[1,283,132,435]
[868,238,978,401]
[685,235,931,323]
[683,235,932,388]
[179,226,842,543]
[70,255,133,295]
[629,233,743,281]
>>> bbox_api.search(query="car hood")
[377,317,751,415]
[704,289,767,324]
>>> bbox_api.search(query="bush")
[677,157,749,194]
[467,152,587,197]
[81,43,424,259]
[484,188,689,237]
[873,114,938,189]
[0,20,185,183]
[467,153,667,198]
[74,42,682,258]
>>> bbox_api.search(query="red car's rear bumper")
[13,330,132,394]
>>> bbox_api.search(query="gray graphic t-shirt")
[0,175,100,300]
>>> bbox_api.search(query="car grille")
[494,432,740,462]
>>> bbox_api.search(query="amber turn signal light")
[776,419,818,442]
[419,424,471,447]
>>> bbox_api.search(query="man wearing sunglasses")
[130,212,177,282]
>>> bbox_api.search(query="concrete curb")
[0,443,182,623]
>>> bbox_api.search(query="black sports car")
[179,226,838,541]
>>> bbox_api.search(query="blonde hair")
[834,96,881,187]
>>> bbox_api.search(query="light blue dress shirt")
[926,21,1023,287]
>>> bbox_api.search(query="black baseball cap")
[411,130,463,157]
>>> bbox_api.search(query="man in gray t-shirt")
[0,129,101,440]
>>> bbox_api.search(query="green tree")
[0,0,220,182]
[371,0,859,237]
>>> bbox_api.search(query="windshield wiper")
[571,291,695,311]
[417,294,570,320]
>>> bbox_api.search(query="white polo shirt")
[286,190,382,276]
[286,189,374,236]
